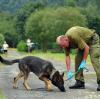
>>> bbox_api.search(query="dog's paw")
[47,89,52,91]
[27,88,32,91]
[13,86,18,89]
[46,87,52,91]
[23,83,32,91]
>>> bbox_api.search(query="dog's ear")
[61,72,64,77]
[55,71,60,76]
[52,71,59,82]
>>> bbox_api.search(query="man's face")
[59,37,69,48]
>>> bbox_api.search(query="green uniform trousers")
[75,33,100,84]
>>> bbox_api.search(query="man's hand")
[67,71,74,80]
[78,60,86,70]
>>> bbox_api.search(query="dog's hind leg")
[23,72,31,91]
[40,77,52,91]
[13,71,23,89]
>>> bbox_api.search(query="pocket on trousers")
[90,46,100,58]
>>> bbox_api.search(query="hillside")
[0,0,64,13]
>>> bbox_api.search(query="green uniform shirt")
[65,26,95,55]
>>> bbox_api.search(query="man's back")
[65,26,94,41]
[65,26,95,50]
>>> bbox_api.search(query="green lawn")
[18,50,92,67]
[18,50,66,60]
[29,50,92,66]
[32,51,67,62]
[0,91,5,99]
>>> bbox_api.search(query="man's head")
[56,35,69,48]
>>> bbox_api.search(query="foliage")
[0,34,4,48]
[0,12,17,47]
[14,1,45,41]
[79,1,100,36]
[0,0,65,13]
[0,0,36,13]
[0,0,100,51]
[51,42,63,53]
[17,40,27,52]
[25,7,87,52]
[64,0,76,6]
[88,17,100,36]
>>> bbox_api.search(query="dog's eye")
[52,80,56,85]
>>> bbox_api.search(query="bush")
[25,7,87,52]
[17,40,27,52]
[51,42,63,53]
[0,34,4,48]
[70,49,77,55]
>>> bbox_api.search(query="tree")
[14,2,45,41]
[88,17,100,36]
[64,0,77,6]
[80,1,100,36]
[0,34,4,48]
[25,7,87,52]
[0,12,17,47]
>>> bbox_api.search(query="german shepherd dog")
[0,56,65,92]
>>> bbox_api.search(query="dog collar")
[50,69,57,80]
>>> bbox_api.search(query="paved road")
[0,49,100,99]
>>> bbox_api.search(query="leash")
[64,67,89,81]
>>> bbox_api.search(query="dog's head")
[51,71,66,92]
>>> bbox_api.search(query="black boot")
[97,84,100,91]
[69,80,85,89]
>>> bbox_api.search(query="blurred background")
[0,0,100,52]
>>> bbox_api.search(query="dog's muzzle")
[58,86,66,92]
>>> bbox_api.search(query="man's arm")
[65,55,71,72]
[64,48,71,72]
[83,43,89,61]
[77,37,90,61]
[78,40,90,70]
[64,48,74,80]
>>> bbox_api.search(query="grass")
[32,51,66,61]
[28,50,92,66]
[29,50,74,62]
[0,91,5,99]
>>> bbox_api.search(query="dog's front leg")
[13,72,23,89]
[40,77,52,91]
[46,80,52,91]
[23,79,31,91]
[23,74,31,91]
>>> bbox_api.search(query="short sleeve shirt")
[65,26,95,54]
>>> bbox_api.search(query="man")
[56,26,100,91]
[2,41,9,54]
[26,38,33,53]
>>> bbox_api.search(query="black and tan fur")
[0,56,65,92]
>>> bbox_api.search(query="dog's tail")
[0,56,20,65]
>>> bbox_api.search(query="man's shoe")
[69,80,85,89]
[97,84,100,91]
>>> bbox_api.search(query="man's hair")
[56,35,66,45]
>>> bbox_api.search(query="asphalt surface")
[0,49,100,99]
